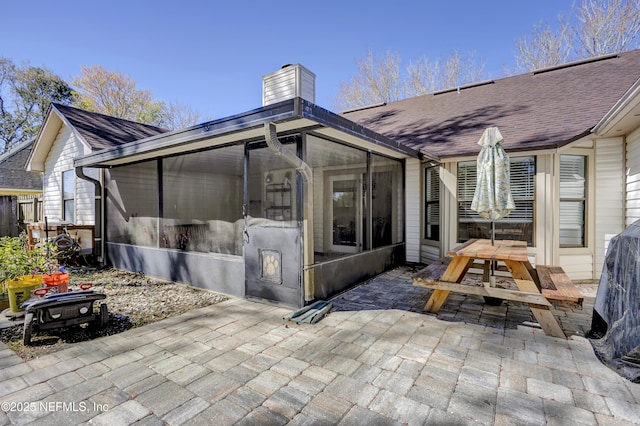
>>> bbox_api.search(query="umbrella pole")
[491,220,495,246]
[490,220,495,286]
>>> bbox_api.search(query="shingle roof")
[342,49,640,160]
[0,139,42,191]
[52,103,168,150]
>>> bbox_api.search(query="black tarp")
[589,220,640,382]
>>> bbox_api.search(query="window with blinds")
[457,156,535,245]
[559,154,586,247]
[424,166,440,241]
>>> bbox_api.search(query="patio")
[330,265,596,338]
[1,266,637,425]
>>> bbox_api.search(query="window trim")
[62,169,75,224]
[423,164,440,243]
[558,149,593,250]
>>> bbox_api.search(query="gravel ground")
[0,267,229,360]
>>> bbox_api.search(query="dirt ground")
[0,267,229,360]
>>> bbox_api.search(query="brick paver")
[0,267,638,425]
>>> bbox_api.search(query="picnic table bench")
[412,239,584,338]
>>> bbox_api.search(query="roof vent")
[532,53,618,75]
[262,64,316,106]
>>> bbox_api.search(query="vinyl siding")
[405,158,420,262]
[43,125,95,224]
[626,127,640,226]
[76,167,99,224]
[534,154,554,266]
[559,253,594,281]
[420,244,440,264]
[594,137,624,278]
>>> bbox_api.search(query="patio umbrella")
[470,126,515,245]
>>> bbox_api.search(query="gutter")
[264,123,315,302]
[75,167,103,263]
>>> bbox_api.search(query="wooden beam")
[413,280,552,306]
[511,276,566,339]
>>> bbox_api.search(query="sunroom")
[74,65,419,307]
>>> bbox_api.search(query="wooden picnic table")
[413,239,570,338]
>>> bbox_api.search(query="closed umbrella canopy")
[471,127,515,241]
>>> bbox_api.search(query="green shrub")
[0,234,58,292]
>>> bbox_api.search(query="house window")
[62,170,75,223]
[457,156,535,245]
[424,165,440,241]
[559,154,586,247]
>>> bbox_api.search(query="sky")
[2,0,576,120]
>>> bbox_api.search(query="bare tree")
[569,0,640,57]
[513,0,640,73]
[406,51,486,97]
[514,21,571,72]
[336,50,487,110]
[161,100,204,130]
[335,51,403,111]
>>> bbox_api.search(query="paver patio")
[0,267,638,425]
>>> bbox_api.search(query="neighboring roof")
[51,103,168,150]
[342,49,640,160]
[0,139,42,195]
[27,103,169,172]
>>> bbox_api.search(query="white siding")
[43,126,94,224]
[262,64,315,106]
[595,137,624,278]
[405,158,420,262]
[442,162,458,252]
[626,127,640,226]
[559,254,594,281]
[534,154,555,266]
[420,244,440,264]
[76,167,99,224]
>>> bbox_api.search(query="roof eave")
[0,138,35,163]
[26,106,60,172]
[74,99,301,168]
[299,99,420,158]
[426,129,594,161]
[593,77,640,136]
[26,104,94,172]
[0,188,41,196]
[75,98,420,168]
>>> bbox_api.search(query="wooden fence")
[0,194,42,237]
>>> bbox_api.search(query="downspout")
[75,167,103,264]
[264,123,315,302]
